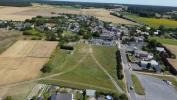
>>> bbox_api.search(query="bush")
[23,31,32,35]
[119,94,128,100]
[41,64,52,73]
[60,45,74,50]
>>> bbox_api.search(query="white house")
[140,60,160,71]
[156,47,165,52]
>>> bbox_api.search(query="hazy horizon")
[50,0,177,7]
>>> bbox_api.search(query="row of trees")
[116,50,124,79]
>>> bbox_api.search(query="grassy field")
[125,13,177,28]
[131,74,145,95]
[41,44,125,94]
[150,37,177,45]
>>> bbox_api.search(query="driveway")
[137,74,177,100]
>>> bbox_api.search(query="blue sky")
[53,0,177,7]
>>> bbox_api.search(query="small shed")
[86,89,96,97]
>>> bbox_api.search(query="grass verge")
[131,74,145,95]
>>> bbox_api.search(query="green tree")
[46,32,57,41]
[119,94,128,100]
[41,63,52,73]
[92,32,100,37]
[146,63,151,69]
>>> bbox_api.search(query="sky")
[53,0,177,7]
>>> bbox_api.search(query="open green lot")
[150,37,177,45]
[41,44,125,94]
[125,13,177,28]
[131,74,145,95]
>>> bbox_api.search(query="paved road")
[118,41,137,100]
[137,74,177,100]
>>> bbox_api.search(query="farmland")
[0,4,135,25]
[164,45,177,71]
[0,40,58,86]
[41,44,125,94]
[0,29,22,53]
[125,13,177,28]
[150,37,177,45]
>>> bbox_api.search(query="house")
[156,47,165,52]
[51,93,73,100]
[154,31,159,35]
[86,89,96,97]
[134,50,153,60]
[106,95,113,100]
[134,50,148,58]
[140,60,160,71]
[0,21,7,28]
[134,36,144,42]
[140,32,149,36]
[89,38,115,46]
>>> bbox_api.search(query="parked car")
[163,80,172,85]
[130,86,134,90]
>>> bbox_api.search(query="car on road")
[163,79,172,85]
[130,86,134,90]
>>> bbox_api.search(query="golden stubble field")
[0,4,136,25]
[165,44,177,70]
[0,40,58,86]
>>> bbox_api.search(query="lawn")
[150,37,177,45]
[24,29,43,37]
[41,44,124,94]
[131,74,145,95]
[62,31,75,37]
[125,13,177,28]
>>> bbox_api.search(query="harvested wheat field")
[81,8,136,25]
[165,45,177,70]
[0,40,58,86]
[0,4,136,25]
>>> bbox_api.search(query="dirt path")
[89,46,124,94]
[46,79,116,92]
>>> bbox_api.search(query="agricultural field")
[164,44,177,71]
[150,37,177,45]
[125,13,177,28]
[0,4,135,25]
[0,82,36,100]
[0,29,22,53]
[0,40,58,86]
[41,44,125,94]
